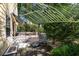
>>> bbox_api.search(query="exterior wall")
[0,3,18,55]
[0,3,6,40]
[0,3,8,55]
[7,3,18,37]
[8,3,18,15]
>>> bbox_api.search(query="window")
[6,15,10,37]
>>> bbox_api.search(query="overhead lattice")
[23,4,79,24]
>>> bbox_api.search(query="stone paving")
[3,32,49,56]
[14,35,39,43]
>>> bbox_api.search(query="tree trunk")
[50,38,56,44]
[52,39,56,44]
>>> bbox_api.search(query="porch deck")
[3,32,47,56]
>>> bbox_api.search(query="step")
[3,46,17,56]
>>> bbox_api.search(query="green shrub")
[43,22,79,43]
[17,24,25,32]
[18,23,44,32]
[50,44,79,56]
[37,26,44,33]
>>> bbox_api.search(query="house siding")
[0,3,7,55]
[0,3,18,55]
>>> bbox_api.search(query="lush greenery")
[43,22,79,44]
[50,43,79,56]
[18,3,79,56]
[17,23,44,32]
[17,24,25,32]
